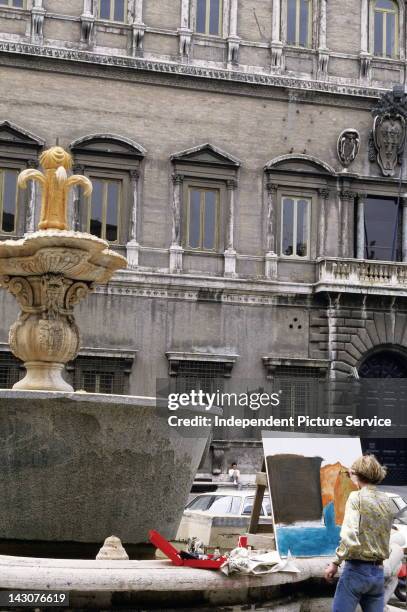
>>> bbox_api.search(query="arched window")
[286,0,312,47]
[374,0,398,58]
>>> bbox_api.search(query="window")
[174,360,228,395]
[186,187,219,251]
[0,0,25,7]
[363,196,401,260]
[0,168,18,234]
[67,355,132,395]
[281,196,310,258]
[87,178,121,242]
[0,352,23,388]
[374,0,398,58]
[286,0,312,47]
[274,366,324,421]
[196,0,223,35]
[99,0,127,22]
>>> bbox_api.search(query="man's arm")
[324,492,361,582]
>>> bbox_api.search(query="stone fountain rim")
[0,388,222,414]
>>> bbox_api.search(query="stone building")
[0,0,406,483]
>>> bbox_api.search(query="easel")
[248,458,274,536]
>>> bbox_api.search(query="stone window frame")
[65,347,137,395]
[280,0,319,49]
[166,351,238,378]
[0,120,44,238]
[70,133,146,249]
[263,154,336,264]
[170,144,240,271]
[368,0,405,60]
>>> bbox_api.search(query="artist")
[324,454,394,612]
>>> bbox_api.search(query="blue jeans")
[332,561,385,612]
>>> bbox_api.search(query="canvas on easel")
[262,434,362,557]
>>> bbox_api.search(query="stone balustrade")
[316,258,407,295]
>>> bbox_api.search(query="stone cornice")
[0,39,388,100]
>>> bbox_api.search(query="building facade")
[0,0,407,482]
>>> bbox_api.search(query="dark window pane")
[114,0,125,21]
[203,190,216,250]
[187,495,213,511]
[106,181,119,242]
[2,170,17,233]
[374,11,384,55]
[100,0,111,19]
[189,190,201,248]
[82,371,96,392]
[386,12,395,57]
[209,0,221,35]
[98,372,114,394]
[287,0,297,44]
[299,0,309,46]
[364,197,399,261]
[296,199,308,257]
[12,0,24,7]
[196,0,206,32]
[0,0,9,5]
[90,179,103,238]
[282,198,294,256]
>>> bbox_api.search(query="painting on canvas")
[262,434,362,557]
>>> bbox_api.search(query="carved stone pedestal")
[0,231,127,391]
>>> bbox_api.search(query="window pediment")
[0,121,44,151]
[70,133,146,160]
[171,143,241,169]
[264,154,335,176]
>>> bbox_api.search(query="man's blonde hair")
[351,454,387,484]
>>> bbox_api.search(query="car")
[184,489,272,517]
[176,488,273,548]
[386,492,407,549]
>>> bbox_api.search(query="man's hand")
[324,562,339,583]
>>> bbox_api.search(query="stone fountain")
[0,146,212,556]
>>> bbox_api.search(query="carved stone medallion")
[373,113,406,177]
[337,129,360,169]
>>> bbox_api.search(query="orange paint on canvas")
[334,468,358,525]
[320,462,342,507]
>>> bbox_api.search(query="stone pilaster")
[318,188,330,257]
[270,0,283,70]
[317,0,329,77]
[402,197,407,262]
[170,174,184,273]
[264,181,278,279]
[179,0,192,60]
[224,179,237,277]
[339,190,356,258]
[131,0,145,56]
[30,0,45,44]
[72,164,85,232]
[227,0,240,64]
[356,192,367,259]
[126,170,141,268]
[80,0,95,46]
[359,0,371,79]
[25,159,39,234]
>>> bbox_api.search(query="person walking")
[324,454,395,612]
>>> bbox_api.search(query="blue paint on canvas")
[276,502,341,557]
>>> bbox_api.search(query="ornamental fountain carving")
[0,145,127,392]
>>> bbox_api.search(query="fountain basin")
[0,390,211,550]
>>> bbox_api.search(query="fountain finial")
[18,146,92,231]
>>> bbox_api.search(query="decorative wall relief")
[371,87,407,177]
[337,129,360,169]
